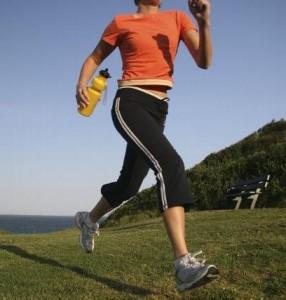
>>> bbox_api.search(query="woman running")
[75,0,219,291]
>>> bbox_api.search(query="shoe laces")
[90,223,100,236]
[186,250,206,267]
[84,222,100,237]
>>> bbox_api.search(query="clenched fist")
[188,0,211,26]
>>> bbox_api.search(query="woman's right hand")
[76,84,89,109]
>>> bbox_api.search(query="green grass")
[0,208,285,299]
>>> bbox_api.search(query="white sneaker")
[175,251,219,291]
[74,211,99,253]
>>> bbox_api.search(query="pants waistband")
[118,86,169,102]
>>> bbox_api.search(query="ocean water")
[0,215,74,234]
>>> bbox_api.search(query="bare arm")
[76,40,115,108]
[183,0,212,69]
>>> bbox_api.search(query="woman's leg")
[88,142,150,224]
[89,196,112,223]
[112,90,193,258]
[75,142,149,254]
[163,206,188,258]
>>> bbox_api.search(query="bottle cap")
[99,68,112,79]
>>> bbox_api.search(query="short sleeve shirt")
[101,10,196,88]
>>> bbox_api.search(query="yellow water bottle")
[78,68,111,117]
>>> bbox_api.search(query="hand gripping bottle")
[78,68,111,117]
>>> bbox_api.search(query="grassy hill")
[187,119,286,210]
[105,119,286,225]
[0,208,285,299]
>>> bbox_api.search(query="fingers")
[189,0,211,17]
[76,86,89,108]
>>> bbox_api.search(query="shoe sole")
[177,265,219,292]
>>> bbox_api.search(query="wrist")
[198,18,211,28]
[77,82,88,88]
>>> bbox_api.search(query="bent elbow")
[199,64,210,70]
[197,63,209,69]
[197,60,211,70]
[191,52,212,69]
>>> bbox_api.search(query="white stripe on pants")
[114,97,169,211]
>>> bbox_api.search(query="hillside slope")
[187,119,286,210]
[0,209,285,299]
[106,119,286,224]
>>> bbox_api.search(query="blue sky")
[0,0,285,215]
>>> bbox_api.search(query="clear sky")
[0,1,285,216]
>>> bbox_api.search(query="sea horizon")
[0,215,75,234]
[0,214,73,217]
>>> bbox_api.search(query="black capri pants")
[101,87,193,213]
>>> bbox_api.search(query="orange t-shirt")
[101,10,197,89]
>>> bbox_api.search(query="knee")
[101,183,121,207]
[101,182,135,208]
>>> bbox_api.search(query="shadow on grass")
[0,244,153,297]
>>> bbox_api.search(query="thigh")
[113,97,179,171]
[111,91,192,212]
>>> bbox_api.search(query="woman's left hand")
[188,0,211,26]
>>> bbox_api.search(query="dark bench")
[226,175,271,210]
